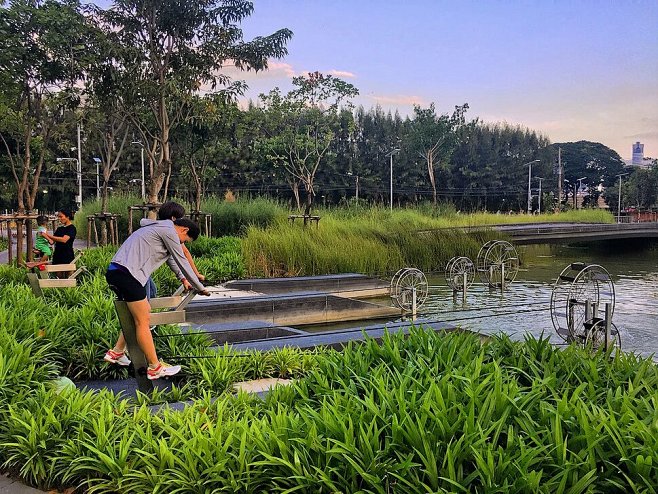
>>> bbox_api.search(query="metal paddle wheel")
[390,268,429,314]
[445,256,476,291]
[550,262,618,348]
[476,240,519,289]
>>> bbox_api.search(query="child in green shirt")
[34,215,53,262]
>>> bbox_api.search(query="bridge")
[490,222,658,244]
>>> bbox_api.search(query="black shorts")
[106,269,146,302]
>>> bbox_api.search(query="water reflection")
[423,241,658,358]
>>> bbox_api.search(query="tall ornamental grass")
[1,329,656,492]
[75,194,142,243]
[76,195,288,241]
[201,196,288,236]
[243,215,501,277]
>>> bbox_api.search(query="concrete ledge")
[228,319,459,352]
[225,273,390,297]
[187,321,307,345]
[186,293,400,327]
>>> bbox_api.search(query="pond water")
[421,240,658,359]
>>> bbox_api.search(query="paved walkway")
[0,474,43,493]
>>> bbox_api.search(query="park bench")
[112,286,196,392]
[26,251,87,297]
[288,214,321,227]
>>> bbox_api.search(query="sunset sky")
[230,0,657,160]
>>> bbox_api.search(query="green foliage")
[242,205,614,276]
[550,140,626,187]
[201,196,288,236]
[75,194,142,243]
[1,329,657,492]
[257,71,359,213]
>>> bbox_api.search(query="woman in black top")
[44,208,77,265]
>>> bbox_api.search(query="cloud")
[328,69,356,78]
[220,60,297,81]
[367,93,427,106]
[624,131,658,140]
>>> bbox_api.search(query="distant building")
[632,141,644,165]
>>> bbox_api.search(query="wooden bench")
[113,286,196,393]
[288,214,321,227]
[26,252,87,297]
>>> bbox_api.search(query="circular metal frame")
[585,319,621,351]
[476,240,519,287]
[445,256,475,291]
[390,268,428,311]
[550,263,615,342]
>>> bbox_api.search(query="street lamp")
[534,177,544,214]
[93,158,101,200]
[576,177,586,209]
[56,157,82,208]
[524,160,540,213]
[386,147,400,211]
[615,172,629,222]
[346,171,359,202]
[132,141,146,201]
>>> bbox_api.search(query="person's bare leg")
[112,333,127,353]
[125,298,158,365]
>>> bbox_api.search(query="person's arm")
[165,256,185,282]
[44,232,69,243]
[161,230,207,293]
[46,225,75,244]
[182,244,205,281]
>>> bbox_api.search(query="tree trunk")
[290,181,301,211]
[303,179,314,216]
[427,154,437,205]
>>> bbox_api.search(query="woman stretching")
[104,217,209,380]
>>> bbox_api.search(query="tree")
[173,95,239,212]
[258,72,359,215]
[93,0,292,205]
[450,122,551,211]
[550,141,625,188]
[0,0,90,213]
[407,103,469,204]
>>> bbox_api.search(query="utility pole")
[77,123,82,208]
[387,148,400,211]
[557,147,562,212]
[535,177,544,214]
[616,172,629,223]
[524,159,540,213]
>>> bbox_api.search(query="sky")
[225,0,658,160]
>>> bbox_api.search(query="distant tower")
[632,141,644,165]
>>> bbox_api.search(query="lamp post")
[534,177,544,214]
[56,157,81,208]
[132,141,146,201]
[346,172,359,202]
[386,147,400,211]
[576,177,586,209]
[524,160,540,213]
[93,158,101,200]
[615,172,629,222]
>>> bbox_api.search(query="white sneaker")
[147,361,181,380]
[104,349,131,366]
